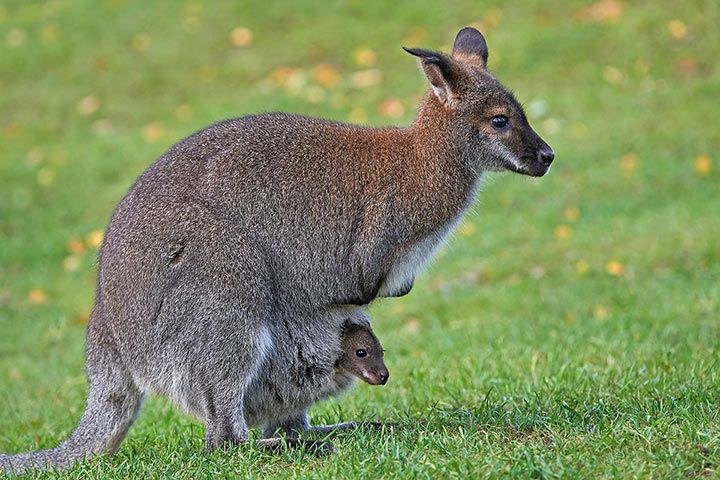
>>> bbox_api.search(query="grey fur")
[0,27,552,473]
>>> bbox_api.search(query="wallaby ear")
[452,27,489,69]
[403,47,465,107]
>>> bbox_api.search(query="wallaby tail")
[0,331,143,474]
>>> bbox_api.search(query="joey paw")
[303,439,336,457]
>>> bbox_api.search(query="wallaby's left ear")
[452,27,489,69]
[403,47,466,107]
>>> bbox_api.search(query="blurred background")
[0,0,718,477]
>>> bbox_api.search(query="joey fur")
[0,26,553,473]
[253,314,389,440]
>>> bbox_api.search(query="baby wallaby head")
[337,322,389,386]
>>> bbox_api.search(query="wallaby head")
[406,27,554,177]
[336,322,388,386]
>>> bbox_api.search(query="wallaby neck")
[401,92,480,209]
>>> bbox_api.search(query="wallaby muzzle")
[518,129,555,177]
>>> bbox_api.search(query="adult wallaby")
[0,26,553,473]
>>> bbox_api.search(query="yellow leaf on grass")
[305,85,326,103]
[676,57,697,78]
[593,305,610,319]
[621,153,637,173]
[130,34,151,52]
[564,207,580,222]
[403,27,427,46]
[378,99,404,118]
[66,237,86,254]
[269,67,298,87]
[606,260,625,276]
[404,317,420,333]
[353,46,377,67]
[77,95,100,116]
[694,154,711,175]
[175,105,193,122]
[6,28,26,47]
[603,66,625,86]
[37,167,55,186]
[348,107,367,123]
[63,255,80,272]
[41,24,59,43]
[574,260,589,274]
[143,122,166,143]
[458,222,476,237]
[26,148,44,166]
[230,27,253,47]
[554,224,572,239]
[471,8,504,32]
[667,19,687,39]
[350,69,382,89]
[576,0,624,22]
[86,229,104,248]
[311,64,341,87]
[530,266,546,279]
[28,289,47,305]
[92,119,114,136]
[74,310,91,325]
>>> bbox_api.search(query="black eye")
[355,349,367,358]
[491,115,509,129]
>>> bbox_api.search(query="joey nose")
[538,148,555,166]
[378,370,389,385]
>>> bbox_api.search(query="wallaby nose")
[538,147,555,166]
[378,370,389,385]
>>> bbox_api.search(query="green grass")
[1,0,719,478]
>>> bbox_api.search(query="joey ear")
[403,47,465,107]
[452,27,489,69]
[341,320,361,335]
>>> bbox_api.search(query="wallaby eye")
[355,349,367,358]
[491,115,509,130]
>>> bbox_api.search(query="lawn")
[0,0,718,478]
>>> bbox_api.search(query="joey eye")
[355,349,367,358]
[491,115,509,129]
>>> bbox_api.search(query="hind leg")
[191,305,274,451]
[158,249,277,451]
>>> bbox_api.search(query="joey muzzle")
[363,368,390,386]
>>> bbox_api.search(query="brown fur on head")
[336,322,388,386]
[405,27,555,177]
